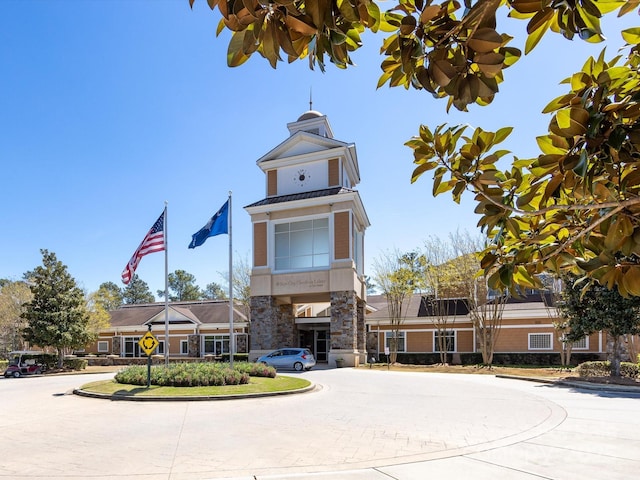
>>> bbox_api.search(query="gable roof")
[257,130,350,165]
[108,300,248,329]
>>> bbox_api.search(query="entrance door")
[315,330,328,362]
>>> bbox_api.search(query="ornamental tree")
[21,250,92,368]
[372,248,419,363]
[558,273,640,376]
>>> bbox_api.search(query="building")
[82,300,248,358]
[245,110,370,367]
[364,292,639,364]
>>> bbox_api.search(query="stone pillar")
[277,303,296,347]
[112,336,122,356]
[188,334,200,357]
[250,295,279,360]
[236,333,248,354]
[357,298,367,364]
[330,290,359,367]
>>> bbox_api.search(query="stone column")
[277,303,296,347]
[330,290,358,366]
[250,296,278,359]
[357,297,367,363]
[188,334,200,357]
[112,336,122,356]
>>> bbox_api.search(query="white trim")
[599,331,603,352]
[180,340,189,355]
[97,341,109,353]
[433,330,457,353]
[528,333,553,350]
[384,331,406,353]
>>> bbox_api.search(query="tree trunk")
[57,348,64,369]
[610,335,622,377]
[389,334,398,364]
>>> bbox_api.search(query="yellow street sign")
[138,331,159,356]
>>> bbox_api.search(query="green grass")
[80,375,311,397]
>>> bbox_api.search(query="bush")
[63,358,88,371]
[114,361,273,387]
[576,361,640,379]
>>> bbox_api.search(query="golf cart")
[3,351,47,378]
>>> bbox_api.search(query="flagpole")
[164,201,169,367]
[228,191,234,369]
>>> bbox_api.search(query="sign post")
[138,326,159,388]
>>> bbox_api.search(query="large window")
[275,218,329,270]
[203,335,229,355]
[385,331,405,352]
[434,331,456,352]
[529,333,553,350]
[123,337,142,357]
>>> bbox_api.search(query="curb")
[73,381,318,402]
[496,374,640,394]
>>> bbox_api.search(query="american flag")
[121,211,165,285]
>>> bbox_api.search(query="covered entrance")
[297,318,330,363]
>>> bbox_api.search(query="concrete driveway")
[0,368,638,480]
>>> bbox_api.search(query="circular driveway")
[1,368,639,480]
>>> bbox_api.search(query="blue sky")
[1,1,636,298]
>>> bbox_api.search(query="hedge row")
[388,352,604,366]
[114,361,276,387]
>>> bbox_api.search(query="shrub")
[63,358,87,371]
[235,361,277,378]
[114,361,272,387]
[576,361,640,379]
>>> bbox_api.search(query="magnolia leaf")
[420,5,443,23]
[620,0,640,15]
[430,59,457,87]
[336,0,360,23]
[468,28,504,53]
[400,14,417,36]
[474,52,505,78]
[411,162,436,183]
[511,0,546,14]
[284,15,317,35]
[525,10,553,54]
[513,265,539,289]
[555,107,589,136]
[365,1,382,32]
[622,266,640,297]
[227,30,251,66]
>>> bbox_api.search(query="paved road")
[0,368,638,480]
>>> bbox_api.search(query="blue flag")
[189,200,229,249]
